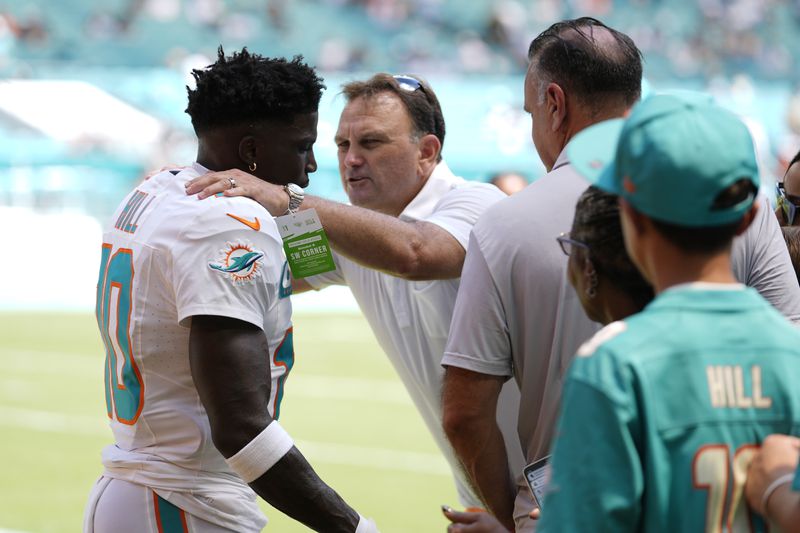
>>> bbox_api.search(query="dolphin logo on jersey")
[210,251,263,273]
[209,242,264,285]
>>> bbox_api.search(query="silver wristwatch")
[284,183,305,214]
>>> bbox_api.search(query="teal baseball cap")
[568,92,760,227]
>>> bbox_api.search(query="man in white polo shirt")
[186,73,524,511]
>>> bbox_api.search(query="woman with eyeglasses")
[776,149,800,226]
[557,186,654,325]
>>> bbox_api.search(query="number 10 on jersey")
[96,243,144,424]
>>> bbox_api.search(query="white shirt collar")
[551,147,570,172]
[399,161,462,221]
[192,161,210,174]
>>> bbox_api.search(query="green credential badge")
[275,208,335,278]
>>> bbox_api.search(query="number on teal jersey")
[692,444,759,532]
[96,243,144,424]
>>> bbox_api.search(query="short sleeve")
[538,357,643,532]
[442,232,513,377]
[170,205,284,330]
[731,195,800,322]
[304,250,346,290]
[425,184,505,250]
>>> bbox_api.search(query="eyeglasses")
[393,74,424,93]
[556,232,590,256]
[776,182,800,224]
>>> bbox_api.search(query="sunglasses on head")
[391,74,442,141]
[776,182,800,224]
[393,74,424,93]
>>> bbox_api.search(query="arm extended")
[186,170,466,280]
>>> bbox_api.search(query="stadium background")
[1,0,799,531]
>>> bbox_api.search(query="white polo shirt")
[306,161,522,507]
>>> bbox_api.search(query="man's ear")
[735,201,760,236]
[237,135,257,169]
[417,133,441,168]
[546,82,567,132]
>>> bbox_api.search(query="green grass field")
[0,311,458,532]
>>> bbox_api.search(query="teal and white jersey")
[94,163,292,532]
[539,284,800,533]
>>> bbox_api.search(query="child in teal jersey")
[538,93,800,532]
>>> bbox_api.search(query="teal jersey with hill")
[539,285,800,533]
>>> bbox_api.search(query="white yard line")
[0,406,450,476]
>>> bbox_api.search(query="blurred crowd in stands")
[3,0,800,82]
[3,0,800,200]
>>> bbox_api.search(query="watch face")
[285,182,304,213]
[286,183,304,195]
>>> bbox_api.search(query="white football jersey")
[94,163,292,531]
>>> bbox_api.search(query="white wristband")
[355,514,380,533]
[225,421,294,483]
[761,472,795,514]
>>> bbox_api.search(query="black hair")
[186,47,325,134]
[527,17,643,109]
[342,73,446,162]
[781,225,800,285]
[572,186,653,312]
[651,179,758,253]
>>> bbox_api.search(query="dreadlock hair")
[572,186,654,312]
[527,17,643,112]
[186,47,325,134]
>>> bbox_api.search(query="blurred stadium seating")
[3,0,800,77]
[2,0,800,310]
[4,0,800,79]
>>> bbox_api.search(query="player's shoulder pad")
[576,320,627,358]
[184,195,280,241]
[197,193,271,223]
